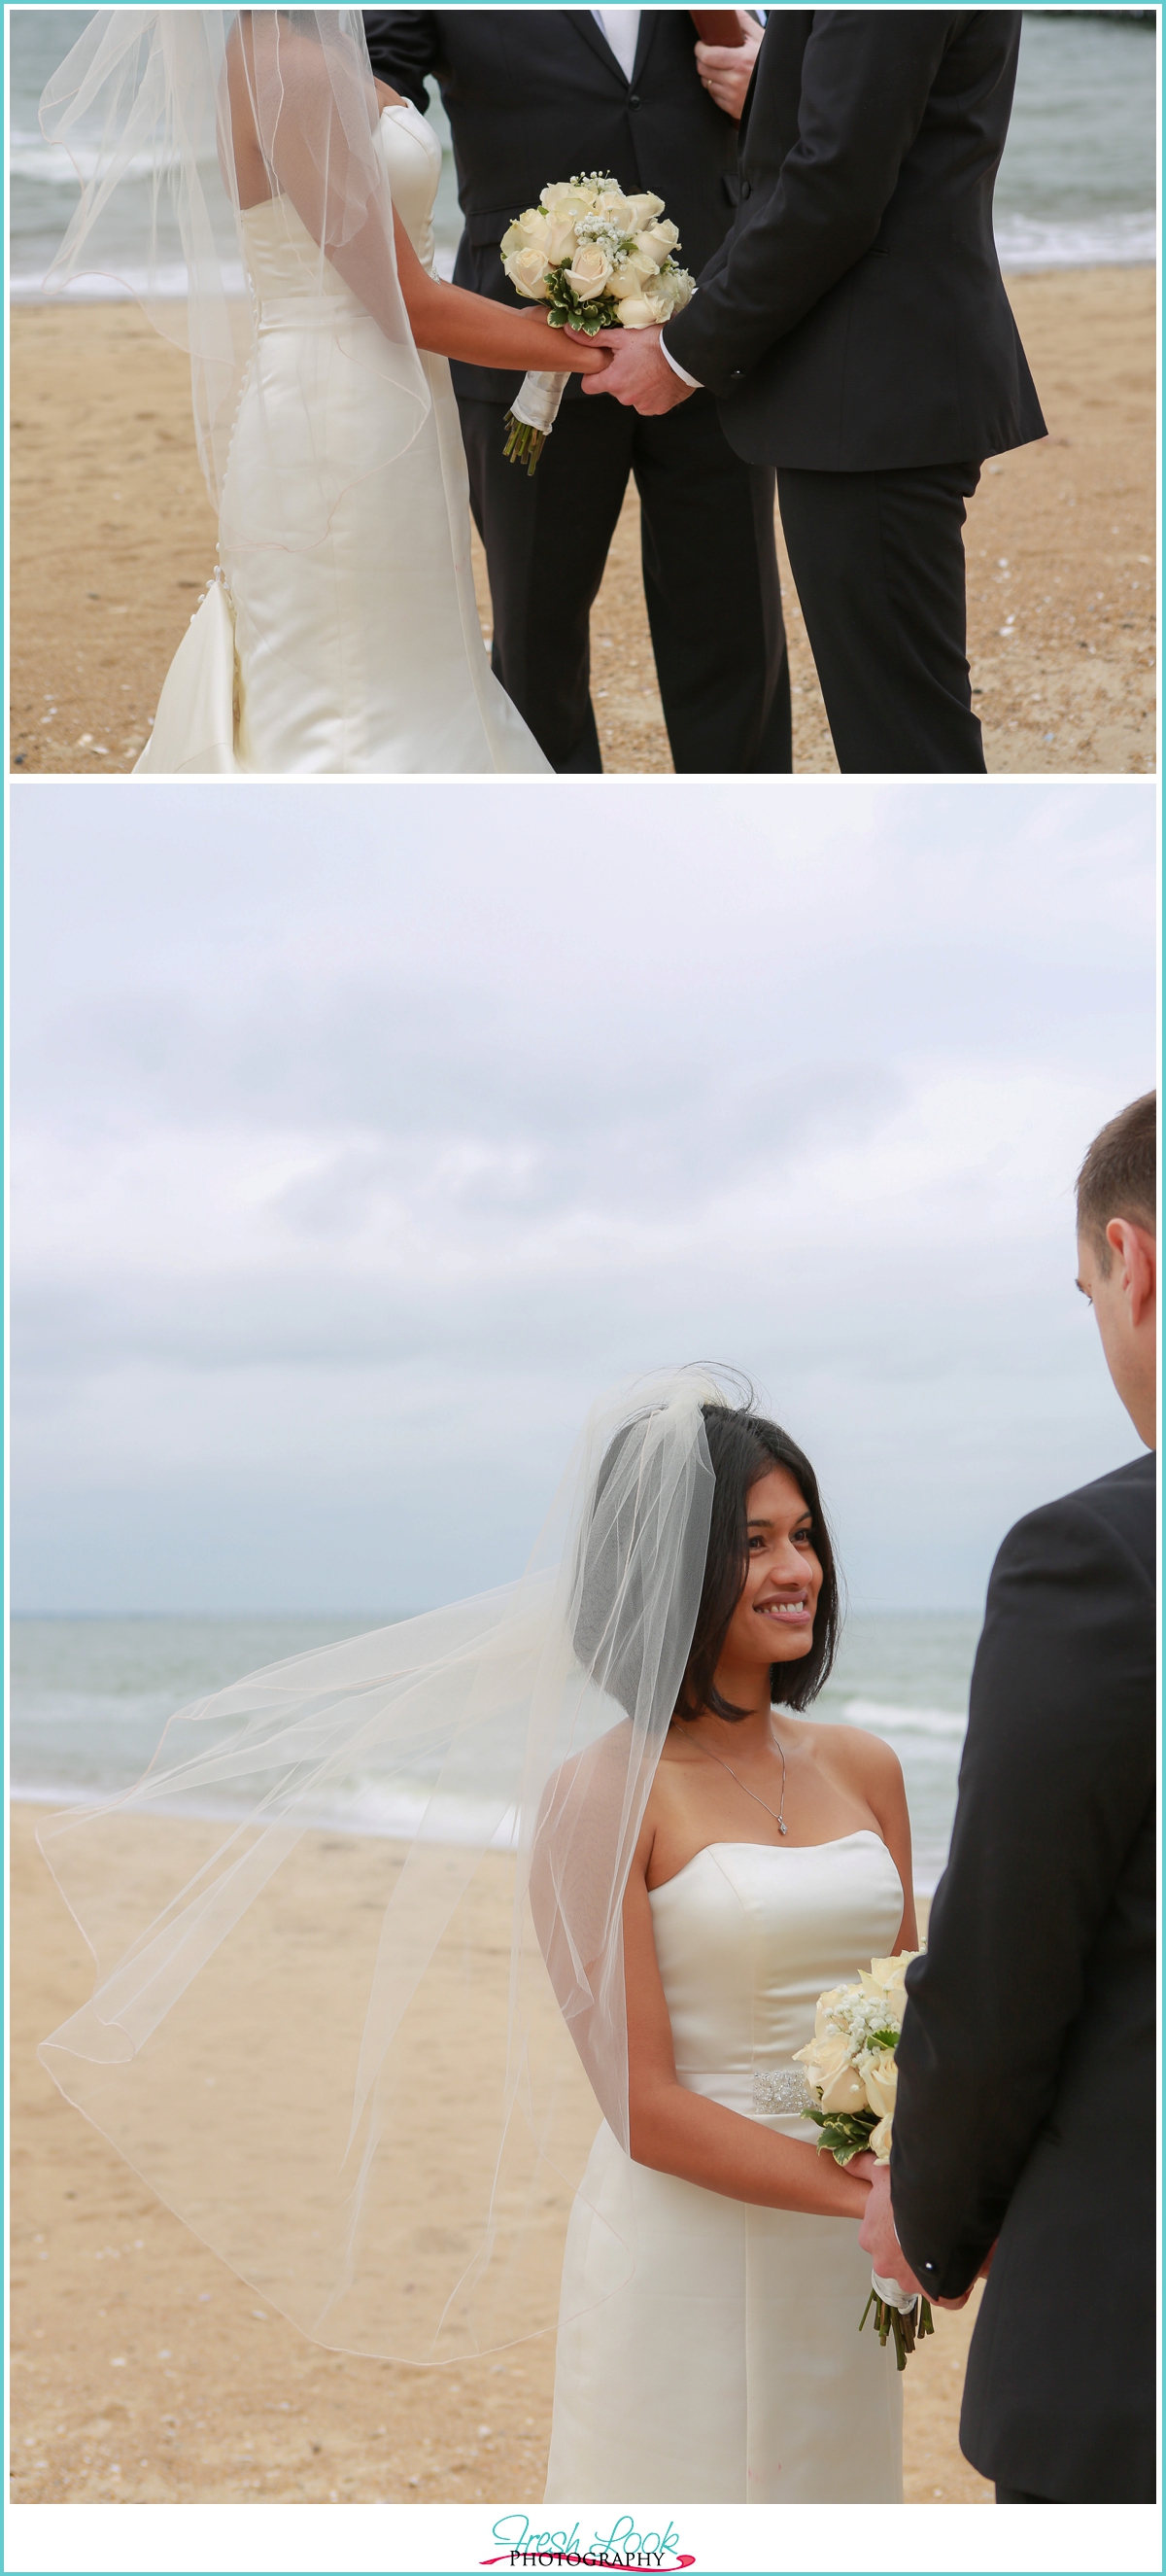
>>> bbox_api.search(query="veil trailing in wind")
[39,1370,729,2363]
[38,9,430,549]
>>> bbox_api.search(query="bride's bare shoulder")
[810,1716,905,1793]
[535,1716,637,1814]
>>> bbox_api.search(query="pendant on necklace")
[778,1820,788,1836]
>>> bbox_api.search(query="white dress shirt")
[592,9,640,83]
[593,5,703,386]
[660,333,703,390]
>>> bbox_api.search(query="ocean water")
[9,10,1156,300]
[10,1608,977,1892]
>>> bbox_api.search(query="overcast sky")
[11,779,1155,1616]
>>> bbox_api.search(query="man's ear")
[1105,1219,1156,1329]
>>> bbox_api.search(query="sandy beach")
[9,264,1154,778]
[11,1801,991,2510]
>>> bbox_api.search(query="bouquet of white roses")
[793,1952,935,2371]
[499,172,696,471]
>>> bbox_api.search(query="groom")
[583,11,1047,773]
[361,9,791,775]
[861,1092,1157,2502]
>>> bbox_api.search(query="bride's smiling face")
[720,1465,823,1672]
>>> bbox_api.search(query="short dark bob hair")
[675,1402,841,1723]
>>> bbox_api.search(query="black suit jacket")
[664,10,1046,470]
[362,10,743,405]
[891,1452,1156,2502]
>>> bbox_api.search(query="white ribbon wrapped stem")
[508,369,571,438]
[871,2266,921,2315]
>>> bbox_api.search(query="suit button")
[628,89,640,107]
[739,178,751,198]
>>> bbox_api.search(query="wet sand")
[9,265,1154,778]
[11,1802,991,2508]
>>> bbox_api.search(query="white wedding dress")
[545,1832,905,2503]
[136,102,549,776]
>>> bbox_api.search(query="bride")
[37,1372,916,2503]
[540,1395,914,2500]
[39,11,607,775]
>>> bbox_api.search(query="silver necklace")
[690,1723,788,1835]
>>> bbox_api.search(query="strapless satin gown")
[136,103,549,775]
[545,1833,905,2503]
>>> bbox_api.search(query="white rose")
[546,214,581,265]
[794,2033,849,2095]
[625,191,666,226]
[638,270,684,324]
[502,244,552,301]
[634,218,681,270]
[819,2059,870,2115]
[608,246,656,297]
[565,241,614,300]
[869,2113,895,2163]
[594,187,635,230]
[500,207,552,259]
[611,296,657,331]
[540,181,596,225]
[861,2052,899,2119]
[869,1952,920,1993]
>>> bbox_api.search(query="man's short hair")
[1076,1091,1156,1272]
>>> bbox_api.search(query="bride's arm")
[622,1856,870,2216]
[389,212,608,374]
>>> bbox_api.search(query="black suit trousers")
[775,459,985,774]
[457,389,792,775]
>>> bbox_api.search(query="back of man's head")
[1075,1092,1156,1448]
[1076,1091,1156,1272]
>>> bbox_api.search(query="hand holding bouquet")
[499,174,696,470]
[793,1953,935,2370]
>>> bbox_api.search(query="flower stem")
[860,2290,932,2370]
[502,414,546,475]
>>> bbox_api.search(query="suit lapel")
[632,11,657,83]
[566,10,631,82]
[737,21,767,148]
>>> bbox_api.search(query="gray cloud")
[11,781,1155,1612]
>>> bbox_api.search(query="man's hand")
[855,2159,925,2298]
[856,2159,985,2311]
[695,12,763,121]
[566,325,693,413]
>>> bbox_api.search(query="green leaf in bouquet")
[867,2028,901,2052]
[806,2106,878,2165]
[545,287,622,334]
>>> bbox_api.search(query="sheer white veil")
[38,1369,730,2363]
[38,10,430,547]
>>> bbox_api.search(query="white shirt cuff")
[660,331,702,391]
